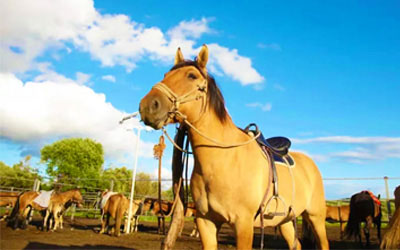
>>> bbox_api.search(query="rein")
[154,79,260,150]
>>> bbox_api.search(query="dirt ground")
[1,216,385,249]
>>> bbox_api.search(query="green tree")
[41,138,104,188]
[0,156,41,189]
[134,172,158,198]
[101,166,132,193]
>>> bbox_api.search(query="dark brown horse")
[345,191,381,247]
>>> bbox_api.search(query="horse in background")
[99,193,142,237]
[185,202,199,238]
[345,191,382,247]
[394,185,400,209]
[380,185,400,249]
[45,199,81,231]
[142,197,174,234]
[325,204,350,239]
[0,191,19,221]
[8,189,83,230]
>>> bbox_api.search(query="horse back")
[350,192,376,221]
[104,194,128,218]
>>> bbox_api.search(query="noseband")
[152,79,208,121]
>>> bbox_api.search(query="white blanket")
[33,190,54,208]
[100,191,118,209]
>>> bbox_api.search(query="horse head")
[71,189,84,208]
[139,45,226,130]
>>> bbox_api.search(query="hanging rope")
[154,135,166,233]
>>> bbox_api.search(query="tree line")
[0,138,174,199]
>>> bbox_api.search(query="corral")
[0,216,385,249]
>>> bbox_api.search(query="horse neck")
[186,107,248,160]
[59,190,76,203]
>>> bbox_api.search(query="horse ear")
[174,47,184,65]
[196,44,209,69]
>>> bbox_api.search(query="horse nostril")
[151,99,160,112]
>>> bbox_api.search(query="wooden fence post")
[384,176,391,220]
[110,180,114,192]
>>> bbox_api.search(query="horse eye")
[188,73,197,80]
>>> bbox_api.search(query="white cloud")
[0,0,96,73]
[1,0,264,85]
[102,75,116,83]
[76,72,91,85]
[246,102,272,112]
[208,44,265,85]
[292,136,400,164]
[0,73,153,163]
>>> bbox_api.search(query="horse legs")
[232,216,254,250]
[60,214,63,229]
[279,221,301,250]
[22,206,31,229]
[100,213,107,234]
[304,212,330,249]
[339,221,345,240]
[364,216,373,246]
[197,217,220,250]
[44,209,50,231]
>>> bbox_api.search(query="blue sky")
[0,0,399,199]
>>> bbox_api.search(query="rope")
[162,128,192,154]
[182,117,261,148]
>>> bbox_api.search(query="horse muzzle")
[139,92,171,130]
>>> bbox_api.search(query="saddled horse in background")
[139,45,329,249]
[99,193,142,237]
[0,191,19,221]
[326,204,350,239]
[8,189,83,230]
[381,185,400,249]
[345,191,381,247]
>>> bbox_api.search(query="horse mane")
[169,60,228,123]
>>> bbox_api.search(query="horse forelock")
[168,60,228,123]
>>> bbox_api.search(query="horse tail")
[7,191,24,229]
[345,196,360,240]
[301,215,316,248]
[380,207,400,249]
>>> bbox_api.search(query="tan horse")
[9,189,83,230]
[99,193,142,237]
[0,191,19,221]
[380,185,400,249]
[139,45,329,249]
[45,199,82,231]
[326,205,349,239]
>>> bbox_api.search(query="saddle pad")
[33,190,54,208]
[100,191,118,209]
